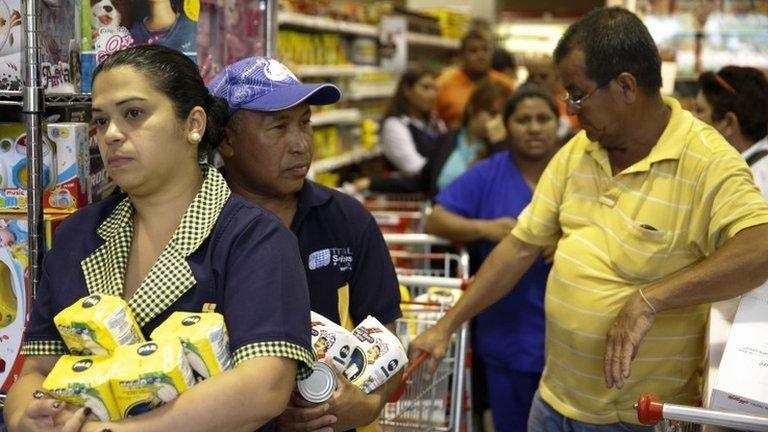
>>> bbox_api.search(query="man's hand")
[477,217,516,243]
[604,292,657,389]
[408,323,452,375]
[275,395,336,432]
[324,363,380,431]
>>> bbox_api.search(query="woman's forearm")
[424,206,484,242]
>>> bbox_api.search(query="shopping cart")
[636,393,768,431]
[363,193,429,213]
[380,234,472,432]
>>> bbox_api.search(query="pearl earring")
[189,132,202,143]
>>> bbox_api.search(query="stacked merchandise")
[0,0,81,92]
[0,122,114,392]
[44,296,232,420]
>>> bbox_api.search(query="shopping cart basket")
[364,193,429,213]
[636,393,768,431]
[380,234,472,432]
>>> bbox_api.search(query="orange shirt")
[435,67,516,130]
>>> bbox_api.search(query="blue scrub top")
[435,150,549,372]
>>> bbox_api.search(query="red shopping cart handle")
[636,393,665,425]
[390,351,430,403]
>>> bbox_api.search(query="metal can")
[297,361,337,403]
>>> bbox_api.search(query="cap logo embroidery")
[264,59,298,82]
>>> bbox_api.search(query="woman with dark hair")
[360,78,512,196]
[424,83,560,432]
[380,66,446,175]
[694,66,768,198]
[4,45,312,432]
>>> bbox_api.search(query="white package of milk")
[343,316,408,394]
[310,311,358,373]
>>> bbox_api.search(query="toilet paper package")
[43,355,121,421]
[343,316,407,394]
[54,294,145,356]
[110,340,195,418]
[150,312,232,379]
[310,311,358,373]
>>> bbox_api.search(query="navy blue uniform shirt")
[291,181,401,329]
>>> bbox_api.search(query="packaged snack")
[110,340,195,418]
[310,311,358,372]
[344,316,407,394]
[150,312,232,379]
[54,294,144,356]
[43,355,121,421]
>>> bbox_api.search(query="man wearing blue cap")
[208,57,402,432]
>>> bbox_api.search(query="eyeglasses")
[562,78,615,110]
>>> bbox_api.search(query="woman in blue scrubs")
[424,84,560,432]
[4,45,313,432]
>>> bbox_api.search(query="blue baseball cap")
[208,57,341,113]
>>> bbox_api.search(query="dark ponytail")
[94,45,230,158]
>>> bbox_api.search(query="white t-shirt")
[380,115,445,175]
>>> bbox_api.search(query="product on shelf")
[197,0,268,83]
[54,294,145,356]
[110,340,195,418]
[0,123,113,213]
[0,0,81,93]
[278,30,348,66]
[150,312,232,379]
[81,0,201,91]
[43,355,121,421]
[0,213,67,392]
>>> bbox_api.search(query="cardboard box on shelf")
[0,212,68,392]
[0,123,113,213]
[709,281,768,416]
[0,0,81,93]
[81,0,201,92]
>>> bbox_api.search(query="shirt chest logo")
[308,248,353,272]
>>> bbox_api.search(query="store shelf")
[0,92,92,107]
[312,108,362,126]
[278,11,378,37]
[295,64,383,78]
[347,87,395,101]
[406,32,460,49]
[311,146,382,174]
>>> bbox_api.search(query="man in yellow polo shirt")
[410,7,768,432]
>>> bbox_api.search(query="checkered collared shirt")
[23,166,314,378]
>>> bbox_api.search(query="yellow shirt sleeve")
[511,145,568,247]
[690,142,768,254]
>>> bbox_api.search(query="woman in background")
[380,66,446,176]
[425,84,560,432]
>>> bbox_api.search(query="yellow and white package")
[150,312,232,379]
[310,311,359,373]
[43,355,121,421]
[343,316,407,394]
[110,340,195,418]
[54,294,145,356]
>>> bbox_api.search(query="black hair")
[503,83,559,125]
[699,66,768,143]
[462,78,513,126]
[384,65,436,120]
[492,48,516,72]
[93,45,229,157]
[553,7,662,93]
[460,29,490,52]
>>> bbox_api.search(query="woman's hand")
[14,394,92,432]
